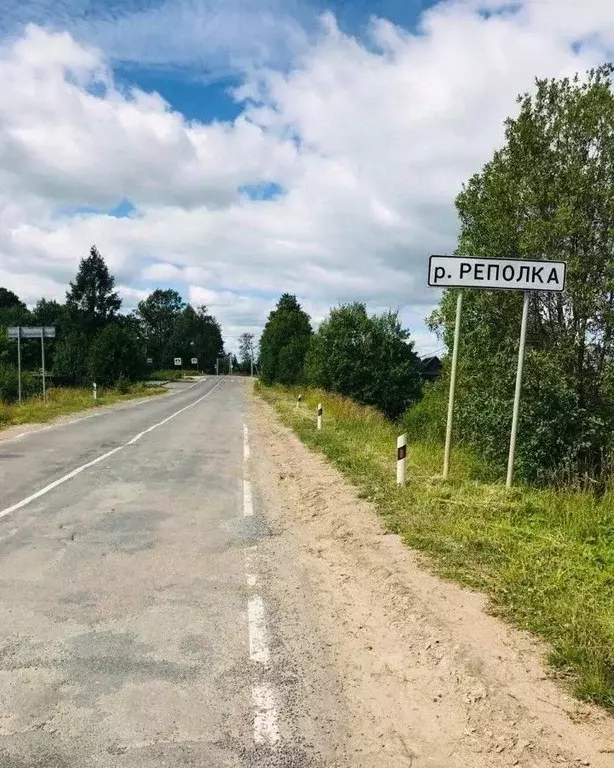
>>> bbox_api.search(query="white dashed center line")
[243,423,281,748]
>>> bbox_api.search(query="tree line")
[258,294,422,421]
[260,64,614,491]
[0,246,225,402]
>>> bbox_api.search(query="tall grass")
[0,384,166,430]
[258,383,614,711]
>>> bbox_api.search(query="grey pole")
[506,291,530,488]
[41,328,47,402]
[17,326,22,405]
[443,290,463,480]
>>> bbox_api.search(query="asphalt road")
[0,379,346,768]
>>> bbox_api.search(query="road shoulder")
[249,391,614,767]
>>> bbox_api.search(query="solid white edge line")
[243,479,254,517]
[0,380,222,519]
[252,684,280,745]
[247,595,270,664]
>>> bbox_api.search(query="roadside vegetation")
[0,244,241,419]
[0,383,166,431]
[256,66,614,711]
[0,247,229,412]
[258,383,614,711]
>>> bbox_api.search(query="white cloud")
[0,2,613,354]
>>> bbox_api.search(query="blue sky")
[0,0,612,354]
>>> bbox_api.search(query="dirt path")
[249,393,614,767]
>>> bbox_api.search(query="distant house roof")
[419,355,441,380]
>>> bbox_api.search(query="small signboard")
[174,357,182,366]
[8,326,56,339]
[191,357,198,365]
[428,256,566,293]
[146,357,153,365]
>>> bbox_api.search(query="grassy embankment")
[0,384,167,431]
[257,382,614,711]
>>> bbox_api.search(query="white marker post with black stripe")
[297,394,302,410]
[317,403,323,430]
[396,433,407,486]
[93,382,97,400]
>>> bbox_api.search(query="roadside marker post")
[317,403,323,430]
[93,382,97,400]
[297,394,302,409]
[396,434,407,486]
[428,255,566,486]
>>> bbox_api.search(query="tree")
[66,245,121,338]
[0,288,25,311]
[259,294,312,384]
[431,64,614,485]
[87,321,147,386]
[238,333,255,373]
[53,332,88,385]
[305,303,421,419]
[136,289,185,368]
[164,304,224,373]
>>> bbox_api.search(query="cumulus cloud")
[0,1,613,352]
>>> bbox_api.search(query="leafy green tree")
[0,290,31,370]
[31,298,65,327]
[0,287,30,330]
[66,245,121,338]
[238,333,255,373]
[53,332,88,386]
[164,304,224,373]
[0,288,26,312]
[431,64,614,485]
[136,289,185,368]
[259,294,312,384]
[306,303,421,419]
[87,322,147,386]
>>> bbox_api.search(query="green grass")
[0,384,167,430]
[257,383,614,711]
[149,369,185,381]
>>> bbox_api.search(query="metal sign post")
[506,292,530,487]
[443,290,463,480]
[8,327,56,404]
[17,327,22,405]
[428,255,566,485]
[40,327,47,401]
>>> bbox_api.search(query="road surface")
[1,378,613,768]
[0,379,345,767]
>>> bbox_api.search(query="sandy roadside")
[249,391,614,767]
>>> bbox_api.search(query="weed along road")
[1,378,613,768]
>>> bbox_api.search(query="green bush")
[0,365,39,404]
[115,373,131,394]
[401,378,448,444]
[305,303,422,420]
[149,369,183,381]
[87,323,147,386]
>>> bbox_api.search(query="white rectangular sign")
[191,357,198,365]
[174,357,182,366]
[8,326,56,339]
[429,255,566,292]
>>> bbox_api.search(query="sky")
[0,1,613,355]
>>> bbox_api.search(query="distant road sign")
[146,357,153,365]
[8,326,56,339]
[174,357,182,366]
[191,357,198,365]
[428,255,566,292]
